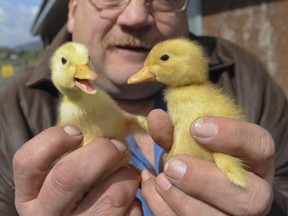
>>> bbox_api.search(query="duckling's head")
[127,38,209,87]
[50,42,98,96]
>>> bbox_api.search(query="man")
[1,0,287,215]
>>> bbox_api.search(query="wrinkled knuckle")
[180,160,208,194]
[243,182,273,216]
[260,129,275,162]
[105,185,130,208]
[50,161,84,192]
[260,188,273,215]
[86,198,113,216]
[13,149,30,172]
[89,193,126,215]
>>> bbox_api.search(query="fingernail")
[64,126,82,136]
[192,118,218,139]
[111,139,128,154]
[141,169,153,182]
[164,159,187,181]
[156,174,172,191]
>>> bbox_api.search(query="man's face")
[67,0,189,99]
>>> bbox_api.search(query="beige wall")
[202,0,288,97]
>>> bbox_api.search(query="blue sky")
[0,0,43,48]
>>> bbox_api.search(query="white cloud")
[0,0,40,48]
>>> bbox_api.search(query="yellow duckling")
[128,38,248,188]
[50,42,147,176]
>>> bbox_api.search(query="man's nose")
[116,0,152,29]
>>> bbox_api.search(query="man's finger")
[74,167,140,215]
[13,126,82,203]
[159,155,273,216]
[141,169,176,215]
[148,109,174,150]
[36,138,130,215]
[191,117,275,179]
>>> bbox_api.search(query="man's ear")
[67,0,78,33]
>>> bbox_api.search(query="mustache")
[104,34,161,50]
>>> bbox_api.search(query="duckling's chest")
[164,85,211,119]
[164,84,243,122]
[57,95,128,143]
[58,96,101,123]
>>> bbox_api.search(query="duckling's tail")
[213,152,248,188]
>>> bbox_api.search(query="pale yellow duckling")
[50,42,147,178]
[128,38,248,188]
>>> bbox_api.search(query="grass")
[0,47,43,89]
[0,48,43,71]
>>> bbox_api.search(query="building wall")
[202,0,288,97]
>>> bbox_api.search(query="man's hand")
[142,109,274,215]
[13,126,141,216]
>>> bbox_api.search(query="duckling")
[50,42,147,179]
[128,38,248,188]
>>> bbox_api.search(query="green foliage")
[0,47,43,71]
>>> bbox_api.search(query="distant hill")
[0,39,44,72]
[14,40,43,52]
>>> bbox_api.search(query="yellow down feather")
[128,38,248,188]
[50,42,147,182]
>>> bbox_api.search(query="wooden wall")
[202,0,288,97]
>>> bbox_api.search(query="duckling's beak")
[74,64,98,94]
[127,66,156,84]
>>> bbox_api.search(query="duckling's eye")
[61,57,67,65]
[160,54,170,61]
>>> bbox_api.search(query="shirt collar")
[189,33,234,72]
